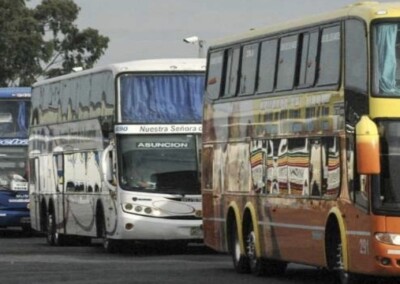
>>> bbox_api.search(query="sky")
[29,0,398,67]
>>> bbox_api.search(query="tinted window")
[207,51,224,99]
[345,20,367,93]
[239,43,259,95]
[299,31,319,87]
[317,25,341,86]
[258,39,278,93]
[276,35,298,91]
[223,47,241,97]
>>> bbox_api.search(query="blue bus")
[0,87,31,232]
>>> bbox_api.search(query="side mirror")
[102,143,116,192]
[355,115,380,174]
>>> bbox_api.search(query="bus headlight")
[144,207,152,214]
[124,203,133,211]
[123,203,163,217]
[375,232,400,245]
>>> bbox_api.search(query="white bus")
[28,58,205,252]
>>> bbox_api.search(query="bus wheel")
[244,221,287,276]
[229,219,250,273]
[47,212,66,246]
[100,218,119,253]
[245,223,264,276]
[46,212,56,245]
[103,236,119,253]
[336,238,358,284]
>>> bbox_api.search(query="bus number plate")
[190,227,203,237]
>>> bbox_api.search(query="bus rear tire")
[245,220,286,276]
[46,212,56,245]
[229,218,250,273]
[245,222,263,276]
[47,211,67,246]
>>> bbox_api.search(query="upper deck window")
[207,51,224,99]
[373,22,400,96]
[258,39,278,94]
[276,35,298,91]
[316,25,341,87]
[298,31,319,88]
[223,47,241,98]
[119,74,205,123]
[239,43,259,96]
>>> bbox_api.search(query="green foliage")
[0,0,109,86]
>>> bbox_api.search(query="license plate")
[190,226,203,237]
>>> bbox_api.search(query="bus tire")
[103,237,120,253]
[47,211,66,246]
[336,240,359,284]
[245,221,264,276]
[326,218,359,284]
[46,211,56,246]
[229,217,250,273]
[244,219,286,276]
[98,211,119,253]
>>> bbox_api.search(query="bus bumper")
[0,210,30,228]
[115,212,203,241]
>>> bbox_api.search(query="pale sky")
[29,0,398,67]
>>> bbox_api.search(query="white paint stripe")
[259,221,325,231]
[346,230,371,237]
[205,218,371,238]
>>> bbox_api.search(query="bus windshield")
[0,100,30,138]
[118,134,200,195]
[373,22,400,96]
[0,147,27,189]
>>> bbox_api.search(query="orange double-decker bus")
[202,1,400,282]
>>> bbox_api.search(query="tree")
[0,0,109,86]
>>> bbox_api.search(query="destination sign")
[115,124,202,134]
[0,139,28,145]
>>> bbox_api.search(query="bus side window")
[239,43,259,96]
[258,39,278,94]
[276,34,298,91]
[345,19,368,125]
[66,181,75,192]
[223,47,241,98]
[317,25,341,87]
[207,51,224,99]
[298,30,319,88]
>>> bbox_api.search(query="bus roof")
[32,58,206,87]
[209,1,400,49]
[0,87,31,98]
